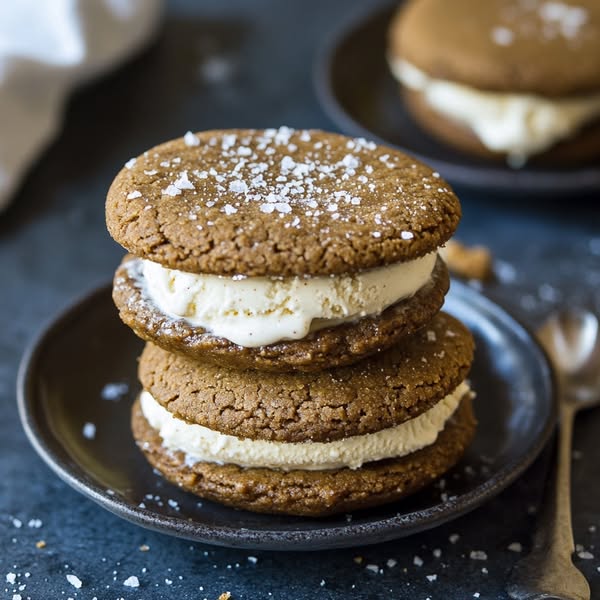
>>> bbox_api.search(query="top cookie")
[389,0,600,97]
[106,128,460,277]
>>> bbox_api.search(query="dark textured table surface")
[2,1,600,598]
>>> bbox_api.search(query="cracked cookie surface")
[106,128,460,277]
[138,311,474,443]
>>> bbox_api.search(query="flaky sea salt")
[401,231,414,240]
[491,26,514,45]
[281,156,295,171]
[184,131,200,146]
[538,2,588,39]
[82,423,96,440]
[66,574,82,589]
[162,184,181,197]
[126,191,142,200]
[123,575,139,588]
[229,180,248,194]
[173,170,195,191]
[101,382,128,400]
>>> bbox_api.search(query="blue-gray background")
[2,1,599,598]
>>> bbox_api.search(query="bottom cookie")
[131,395,476,517]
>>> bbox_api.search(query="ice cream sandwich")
[107,128,460,371]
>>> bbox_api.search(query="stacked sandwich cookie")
[106,127,477,516]
[388,0,600,166]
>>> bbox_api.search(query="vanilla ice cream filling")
[390,58,600,163]
[141,252,437,347]
[140,381,470,471]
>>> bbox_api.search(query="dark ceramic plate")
[17,280,555,551]
[314,3,600,196]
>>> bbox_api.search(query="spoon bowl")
[537,308,600,406]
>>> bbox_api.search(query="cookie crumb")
[36,540,46,549]
[508,542,522,553]
[441,239,493,281]
[218,593,231,600]
[139,544,150,552]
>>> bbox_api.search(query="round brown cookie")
[389,0,600,96]
[138,311,474,443]
[131,394,476,516]
[113,253,450,373]
[105,128,460,277]
[403,88,600,164]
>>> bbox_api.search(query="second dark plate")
[314,2,600,196]
[17,280,555,550]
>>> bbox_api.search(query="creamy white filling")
[139,381,470,471]
[141,252,437,347]
[390,58,600,163]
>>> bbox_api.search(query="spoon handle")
[538,401,575,554]
[507,402,590,600]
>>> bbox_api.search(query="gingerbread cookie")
[107,128,460,369]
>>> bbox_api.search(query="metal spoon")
[507,308,600,600]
